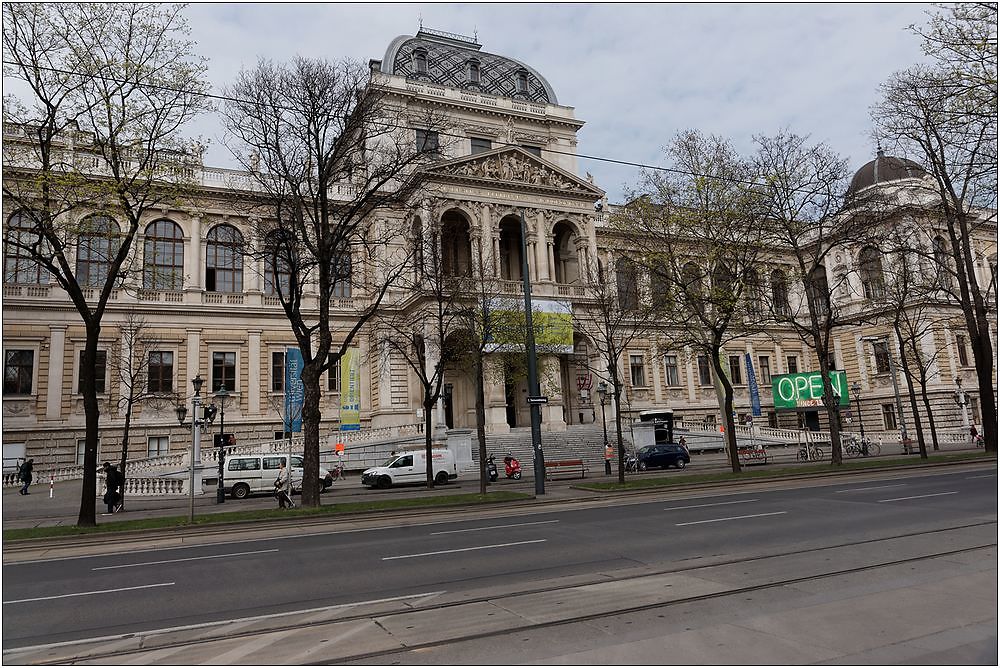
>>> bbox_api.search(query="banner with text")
[340,347,361,431]
[745,353,762,417]
[284,347,304,433]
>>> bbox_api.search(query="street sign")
[526,396,548,405]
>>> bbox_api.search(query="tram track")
[8,519,995,665]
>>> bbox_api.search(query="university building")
[3,29,996,469]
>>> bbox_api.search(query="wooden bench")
[544,459,588,480]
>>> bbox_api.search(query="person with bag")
[274,460,294,509]
[17,458,33,495]
[101,462,121,514]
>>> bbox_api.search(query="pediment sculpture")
[437,152,584,191]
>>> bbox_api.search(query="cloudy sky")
[12,3,936,202]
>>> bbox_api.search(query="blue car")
[637,444,690,470]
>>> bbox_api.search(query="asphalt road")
[2,466,996,652]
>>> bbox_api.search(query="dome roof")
[379,28,558,104]
[848,149,927,194]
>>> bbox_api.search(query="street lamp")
[214,388,230,504]
[850,381,868,456]
[953,377,970,433]
[596,381,609,447]
[175,374,215,522]
[861,336,909,454]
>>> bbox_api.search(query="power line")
[3,59,869,193]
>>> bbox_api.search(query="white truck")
[361,449,458,488]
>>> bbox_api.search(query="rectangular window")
[148,351,173,393]
[416,129,439,153]
[262,456,285,470]
[147,436,169,457]
[471,137,492,155]
[77,350,107,394]
[629,354,646,387]
[228,457,260,471]
[956,334,969,366]
[76,438,100,466]
[271,351,285,392]
[327,353,342,392]
[520,145,542,158]
[212,351,236,392]
[663,355,680,387]
[882,403,898,430]
[873,342,891,374]
[728,355,743,385]
[827,354,837,370]
[970,397,981,424]
[786,355,798,374]
[758,356,771,384]
[3,349,34,395]
[767,411,778,428]
[697,355,712,386]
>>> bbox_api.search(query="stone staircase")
[470,424,628,474]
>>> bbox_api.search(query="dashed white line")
[675,511,787,526]
[878,491,958,503]
[91,549,278,570]
[665,499,759,510]
[383,539,546,560]
[966,474,997,479]
[834,484,906,493]
[3,582,175,604]
[430,520,559,535]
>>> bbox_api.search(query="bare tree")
[3,3,210,525]
[615,131,770,473]
[874,8,998,451]
[752,131,886,465]
[222,58,441,505]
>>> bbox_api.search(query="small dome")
[848,149,927,194]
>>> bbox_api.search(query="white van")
[361,449,458,489]
[225,454,333,499]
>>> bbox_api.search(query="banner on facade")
[771,370,849,410]
[485,298,573,354]
[284,347,304,433]
[340,347,361,431]
[745,353,762,417]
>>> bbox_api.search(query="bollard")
[49,476,54,498]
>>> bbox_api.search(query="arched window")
[858,245,885,299]
[468,59,480,84]
[414,49,428,75]
[807,265,830,315]
[76,215,120,287]
[3,211,48,284]
[441,213,472,277]
[143,220,184,290]
[681,261,704,298]
[332,252,351,298]
[206,224,243,293]
[932,236,952,288]
[616,257,639,311]
[263,230,293,298]
[649,261,672,312]
[770,268,789,315]
[516,70,528,93]
[711,263,737,309]
[744,268,763,315]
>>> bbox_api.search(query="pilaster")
[45,325,67,420]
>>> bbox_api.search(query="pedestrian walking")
[101,462,121,514]
[17,458,33,495]
[970,425,979,444]
[604,443,614,475]
[274,460,294,509]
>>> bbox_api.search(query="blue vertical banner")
[284,347,304,433]
[745,353,762,417]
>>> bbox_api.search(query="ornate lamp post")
[175,374,215,522]
[214,388,230,504]
[850,381,868,456]
[597,381,609,447]
[953,377,971,433]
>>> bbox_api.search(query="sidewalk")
[3,442,987,531]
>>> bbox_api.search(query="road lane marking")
[834,485,906,493]
[430,520,559,535]
[966,474,996,479]
[665,499,759,510]
[3,582,174,604]
[878,491,958,503]
[383,539,546,560]
[1,591,446,655]
[91,549,278,571]
[676,511,787,526]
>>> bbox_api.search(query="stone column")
[45,325,67,420]
[547,235,556,283]
[186,328,202,386]
[248,329,261,414]
[685,346,696,404]
[189,213,202,291]
[493,234,502,277]
[527,233,539,281]
[379,339,393,414]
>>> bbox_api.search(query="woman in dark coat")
[102,462,121,513]
[18,458,33,495]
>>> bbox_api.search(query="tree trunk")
[424,395,435,489]
[77,325,102,526]
[971,332,997,452]
[895,330,928,458]
[918,377,940,451]
[475,355,488,496]
[710,352,741,473]
[812,333,843,466]
[119,401,133,510]
[614,387,626,484]
[299,365,322,507]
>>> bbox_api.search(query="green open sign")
[771,371,849,410]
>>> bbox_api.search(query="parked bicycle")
[624,450,639,473]
[796,444,824,462]
[844,437,879,458]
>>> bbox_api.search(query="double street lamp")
[850,381,868,456]
[214,388,230,504]
[175,374,217,521]
[953,377,971,433]
[596,381,609,447]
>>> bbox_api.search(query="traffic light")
[213,433,236,447]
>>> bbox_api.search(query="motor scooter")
[486,453,499,482]
[503,454,522,480]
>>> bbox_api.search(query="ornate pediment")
[425,147,604,198]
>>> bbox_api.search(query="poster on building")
[745,353,762,417]
[284,347,304,433]
[485,298,573,354]
[340,347,361,431]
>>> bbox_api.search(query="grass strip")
[576,451,992,492]
[3,491,532,541]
